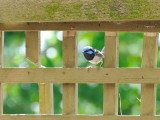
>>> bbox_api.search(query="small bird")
[82,46,104,68]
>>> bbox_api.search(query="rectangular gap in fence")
[118,84,140,115]
[157,33,160,68]
[119,32,143,68]
[54,84,62,114]
[156,84,160,115]
[40,31,62,68]
[78,83,103,115]
[3,83,39,114]
[4,31,26,67]
[77,31,104,68]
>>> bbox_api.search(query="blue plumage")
[86,50,94,54]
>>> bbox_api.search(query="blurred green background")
[2,31,160,115]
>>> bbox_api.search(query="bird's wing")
[95,50,104,58]
[101,47,105,54]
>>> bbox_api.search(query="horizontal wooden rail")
[1,115,160,120]
[0,68,160,83]
[0,21,160,32]
[1,0,160,22]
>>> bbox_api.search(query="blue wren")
[82,46,104,68]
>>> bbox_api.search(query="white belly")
[89,56,102,64]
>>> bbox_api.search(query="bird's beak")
[82,51,84,53]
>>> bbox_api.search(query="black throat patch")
[83,52,95,61]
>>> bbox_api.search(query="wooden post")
[62,31,77,114]
[26,31,53,114]
[141,33,158,115]
[103,32,118,115]
[0,32,3,114]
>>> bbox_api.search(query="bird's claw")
[86,66,93,69]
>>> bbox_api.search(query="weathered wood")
[62,31,77,114]
[141,33,158,115]
[26,31,40,65]
[103,32,118,115]
[26,31,53,114]
[1,115,160,120]
[0,32,3,114]
[0,21,160,32]
[0,68,160,83]
[0,0,160,22]
[39,83,53,114]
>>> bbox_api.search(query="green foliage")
[3,31,160,115]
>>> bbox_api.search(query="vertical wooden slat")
[39,83,53,114]
[63,31,77,114]
[26,31,40,65]
[103,32,118,115]
[141,33,158,115]
[26,31,53,114]
[0,32,3,114]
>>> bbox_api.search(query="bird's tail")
[101,47,105,54]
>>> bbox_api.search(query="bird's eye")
[86,51,94,54]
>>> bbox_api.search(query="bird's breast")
[89,55,102,64]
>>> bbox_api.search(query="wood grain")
[103,32,118,115]
[26,31,40,65]
[0,21,160,32]
[0,115,160,120]
[39,83,53,114]
[141,33,158,115]
[0,0,160,22]
[0,68,159,83]
[26,31,53,114]
[62,31,77,114]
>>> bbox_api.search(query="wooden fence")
[0,22,159,120]
[1,0,160,119]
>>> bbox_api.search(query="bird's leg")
[99,60,103,67]
[86,64,97,69]
[40,65,46,68]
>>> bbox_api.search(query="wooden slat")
[141,33,158,115]
[1,115,160,120]
[104,32,118,115]
[62,31,77,114]
[0,68,160,83]
[26,32,40,65]
[0,0,160,22]
[1,21,160,32]
[0,32,3,114]
[39,83,53,114]
[26,31,53,114]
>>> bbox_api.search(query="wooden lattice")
[0,0,160,120]
[0,30,159,120]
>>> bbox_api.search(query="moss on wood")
[0,0,159,22]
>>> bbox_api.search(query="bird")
[82,46,105,68]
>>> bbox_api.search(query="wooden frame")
[0,0,160,22]
[0,21,160,32]
[1,115,160,120]
[0,68,160,83]
[0,1,160,119]
[0,31,159,120]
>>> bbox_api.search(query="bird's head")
[82,46,95,60]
